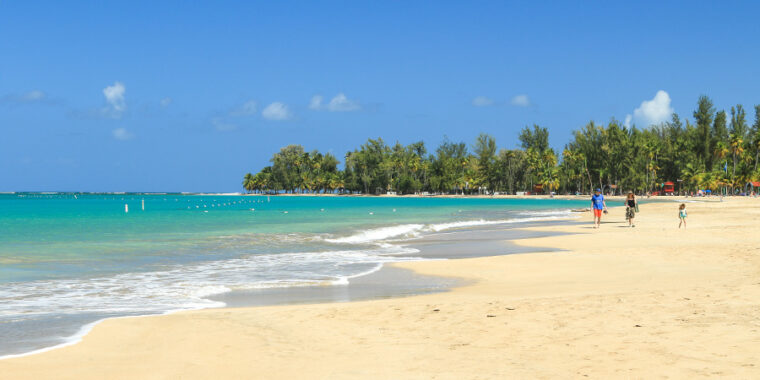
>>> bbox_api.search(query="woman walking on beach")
[591,188,607,228]
[625,192,638,227]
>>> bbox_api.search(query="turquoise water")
[0,193,588,357]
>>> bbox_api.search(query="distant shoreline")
[7,191,729,204]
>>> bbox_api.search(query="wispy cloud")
[262,102,292,120]
[510,94,530,107]
[628,90,673,127]
[327,93,360,112]
[0,90,49,105]
[212,117,237,131]
[472,96,494,107]
[103,82,126,117]
[308,93,361,112]
[230,100,258,116]
[160,97,173,108]
[309,95,323,110]
[112,127,134,140]
[472,94,531,107]
[624,114,633,128]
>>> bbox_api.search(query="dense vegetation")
[243,96,760,195]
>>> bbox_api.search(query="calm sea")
[0,193,588,357]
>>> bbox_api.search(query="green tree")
[693,95,715,168]
[473,133,497,193]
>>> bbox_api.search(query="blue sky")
[2,1,759,192]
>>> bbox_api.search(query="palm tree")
[242,173,255,193]
[729,133,745,194]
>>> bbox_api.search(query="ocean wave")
[324,211,577,244]
[0,246,422,319]
[324,224,425,244]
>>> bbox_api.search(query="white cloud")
[632,90,673,126]
[212,118,237,131]
[230,100,258,116]
[510,94,530,107]
[262,102,292,120]
[112,127,134,140]
[624,114,633,128]
[472,96,494,107]
[160,97,172,107]
[103,82,126,116]
[309,95,323,110]
[327,93,360,112]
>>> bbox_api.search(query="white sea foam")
[324,211,577,244]
[0,244,426,359]
[324,224,425,244]
[0,246,421,319]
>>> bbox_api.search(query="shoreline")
[2,198,759,378]
[0,216,580,360]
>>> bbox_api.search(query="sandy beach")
[2,197,759,379]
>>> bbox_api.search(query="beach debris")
[486,314,496,318]
[505,307,516,310]
[634,324,642,327]
[433,308,440,312]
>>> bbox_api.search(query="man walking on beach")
[591,188,607,228]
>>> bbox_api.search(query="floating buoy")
[125,204,129,213]
[141,199,145,211]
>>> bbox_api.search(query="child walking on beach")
[678,203,687,228]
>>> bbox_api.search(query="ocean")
[0,193,588,357]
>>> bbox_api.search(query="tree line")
[243,96,760,196]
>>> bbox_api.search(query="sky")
[2,1,759,192]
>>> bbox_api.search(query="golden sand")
[2,198,759,379]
